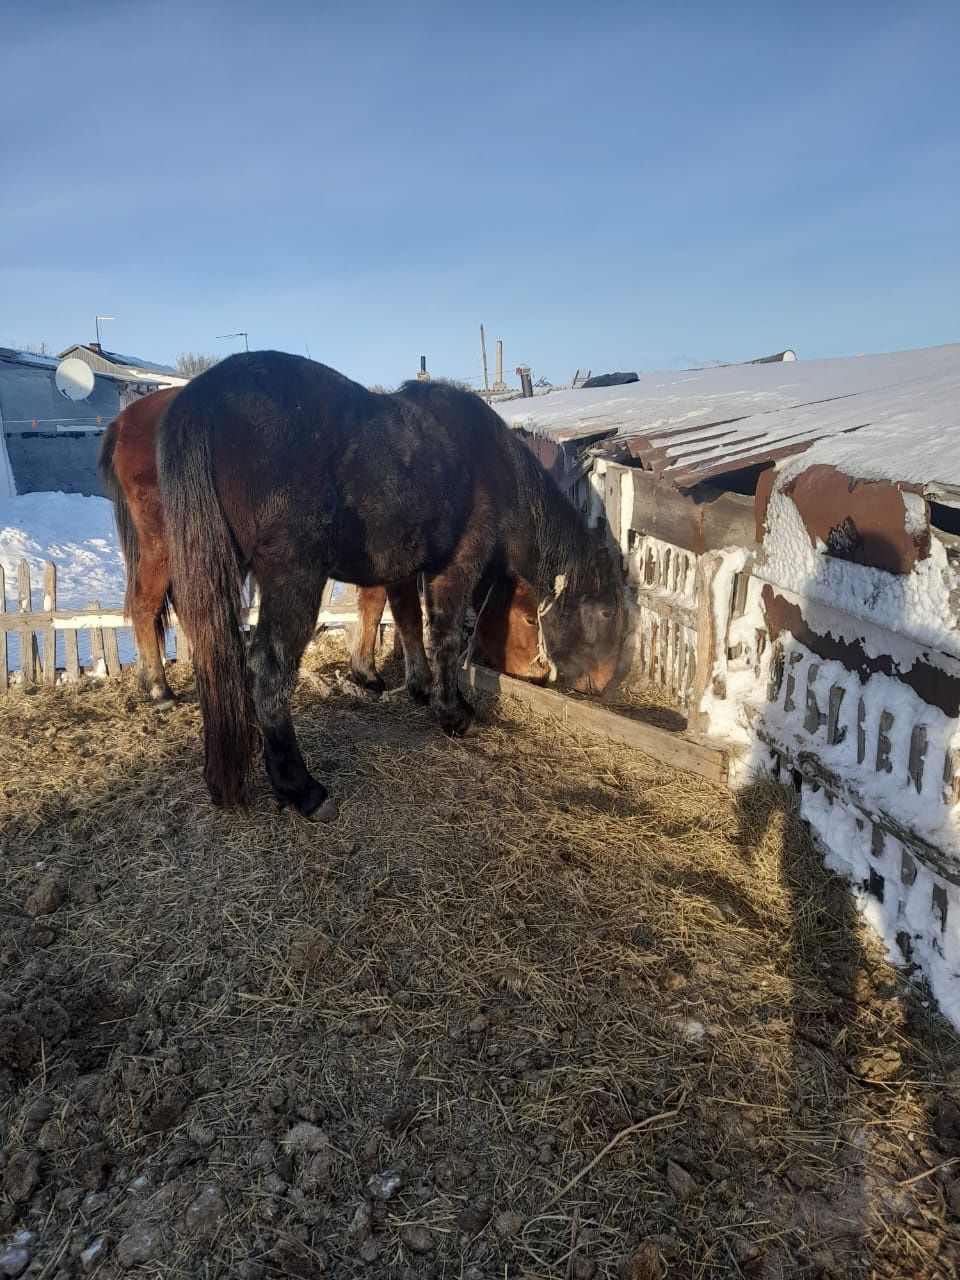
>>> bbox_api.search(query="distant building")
[0,344,183,497]
[57,343,186,402]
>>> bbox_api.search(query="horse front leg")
[425,566,477,736]
[132,543,175,702]
[386,575,431,705]
[350,586,388,694]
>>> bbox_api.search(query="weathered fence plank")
[18,561,37,685]
[87,600,105,675]
[0,565,7,694]
[64,625,80,683]
[0,562,375,690]
[103,625,122,678]
[42,563,57,686]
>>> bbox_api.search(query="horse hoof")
[348,671,386,697]
[285,794,339,822]
[279,779,339,822]
[406,681,430,707]
[438,702,474,737]
[306,796,340,822]
[144,683,177,704]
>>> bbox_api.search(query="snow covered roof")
[58,345,179,377]
[496,343,960,494]
[0,346,59,370]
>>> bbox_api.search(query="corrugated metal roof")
[496,343,960,491]
[99,348,177,375]
[58,345,178,376]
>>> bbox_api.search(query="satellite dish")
[55,357,95,401]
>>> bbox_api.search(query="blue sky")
[3,0,958,386]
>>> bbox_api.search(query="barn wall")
[596,458,960,1028]
[6,431,105,497]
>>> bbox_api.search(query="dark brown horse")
[99,388,549,702]
[156,352,626,818]
[349,574,550,695]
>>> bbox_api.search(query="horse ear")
[593,544,612,573]
[593,542,625,585]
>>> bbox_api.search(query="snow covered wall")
[698,464,960,1027]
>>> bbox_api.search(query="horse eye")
[599,608,614,620]
[525,615,538,626]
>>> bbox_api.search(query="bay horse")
[98,387,181,702]
[156,351,626,818]
[349,574,551,696]
[98,388,549,702]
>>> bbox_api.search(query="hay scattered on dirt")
[1,634,958,1279]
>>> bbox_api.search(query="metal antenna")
[217,332,249,352]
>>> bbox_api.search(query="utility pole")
[479,325,489,393]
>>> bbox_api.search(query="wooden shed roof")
[496,343,960,495]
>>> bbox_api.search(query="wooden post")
[689,551,726,736]
[103,624,122,677]
[0,564,7,694]
[18,560,37,685]
[42,562,57,686]
[64,621,80,684]
[87,600,105,676]
[175,624,191,663]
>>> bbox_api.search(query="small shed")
[496,342,960,1027]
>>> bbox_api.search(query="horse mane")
[396,378,601,599]
[395,379,602,597]
[509,434,602,596]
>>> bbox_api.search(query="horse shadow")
[721,524,960,1276]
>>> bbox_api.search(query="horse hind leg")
[350,586,388,695]
[387,575,431,705]
[425,564,479,736]
[247,560,338,820]
[132,544,175,702]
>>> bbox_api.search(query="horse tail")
[97,418,142,624]
[156,400,255,808]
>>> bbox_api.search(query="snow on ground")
[0,492,126,609]
[0,490,348,675]
[0,492,130,672]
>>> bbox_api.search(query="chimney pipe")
[492,341,507,392]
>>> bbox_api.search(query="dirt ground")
[1,635,959,1279]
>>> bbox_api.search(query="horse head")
[539,545,626,694]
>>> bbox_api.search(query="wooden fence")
[0,559,733,786]
[0,560,367,691]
